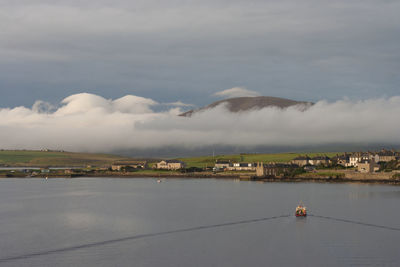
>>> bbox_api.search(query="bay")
[0,178,399,266]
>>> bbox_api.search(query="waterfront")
[0,178,399,266]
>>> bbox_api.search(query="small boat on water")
[295,204,307,217]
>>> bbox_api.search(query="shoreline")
[1,172,400,185]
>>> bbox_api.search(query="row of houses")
[214,161,297,176]
[109,149,399,173]
[215,149,400,175]
[110,160,187,171]
[214,160,257,171]
[111,161,147,171]
[155,160,186,170]
[334,149,399,167]
[291,156,331,167]
[290,149,400,168]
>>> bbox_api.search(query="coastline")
[1,171,400,185]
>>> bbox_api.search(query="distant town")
[150,149,400,182]
[1,149,400,183]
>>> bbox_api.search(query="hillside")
[0,150,133,167]
[180,96,312,117]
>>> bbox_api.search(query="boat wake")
[308,214,400,231]
[1,213,399,263]
[0,214,291,263]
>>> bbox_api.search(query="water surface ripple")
[1,178,400,267]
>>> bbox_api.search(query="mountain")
[180,96,312,117]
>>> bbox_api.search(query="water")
[0,178,399,266]
[0,167,77,170]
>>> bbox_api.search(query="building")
[156,160,186,170]
[256,162,266,177]
[358,159,379,173]
[256,162,297,177]
[309,155,331,166]
[369,152,380,163]
[228,162,256,171]
[291,156,310,167]
[111,161,147,171]
[332,153,351,167]
[214,160,231,170]
[349,152,370,167]
[376,149,397,162]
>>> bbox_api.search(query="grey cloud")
[32,100,56,114]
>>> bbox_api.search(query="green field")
[0,150,343,169]
[0,150,130,167]
[178,152,341,168]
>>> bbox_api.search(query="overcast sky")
[1,0,399,108]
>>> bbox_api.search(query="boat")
[295,204,307,217]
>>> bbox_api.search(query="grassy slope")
[179,152,341,168]
[0,150,342,169]
[0,150,129,167]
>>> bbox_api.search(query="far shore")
[1,171,400,185]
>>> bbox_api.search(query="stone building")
[357,159,379,173]
[291,156,310,167]
[309,155,331,166]
[156,160,186,170]
[332,153,351,167]
[214,160,231,170]
[111,161,147,171]
[349,152,370,167]
[376,149,397,162]
[228,162,256,171]
[256,162,296,177]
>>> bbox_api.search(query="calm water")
[0,178,399,267]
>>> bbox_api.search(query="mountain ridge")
[180,96,313,117]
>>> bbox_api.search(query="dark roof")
[113,161,146,165]
[378,150,396,156]
[311,156,330,160]
[215,160,230,164]
[165,160,184,164]
[358,159,374,164]
[293,156,310,160]
[264,163,296,168]
[332,154,349,160]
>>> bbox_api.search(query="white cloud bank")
[213,87,260,98]
[0,93,399,153]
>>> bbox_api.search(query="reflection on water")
[348,190,400,200]
[0,178,399,267]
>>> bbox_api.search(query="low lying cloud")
[163,101,195,108]
[0,93,399,153]
[213,87,260,98]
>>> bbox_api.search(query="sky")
[1,1,400,155]
[1,0,399,108]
